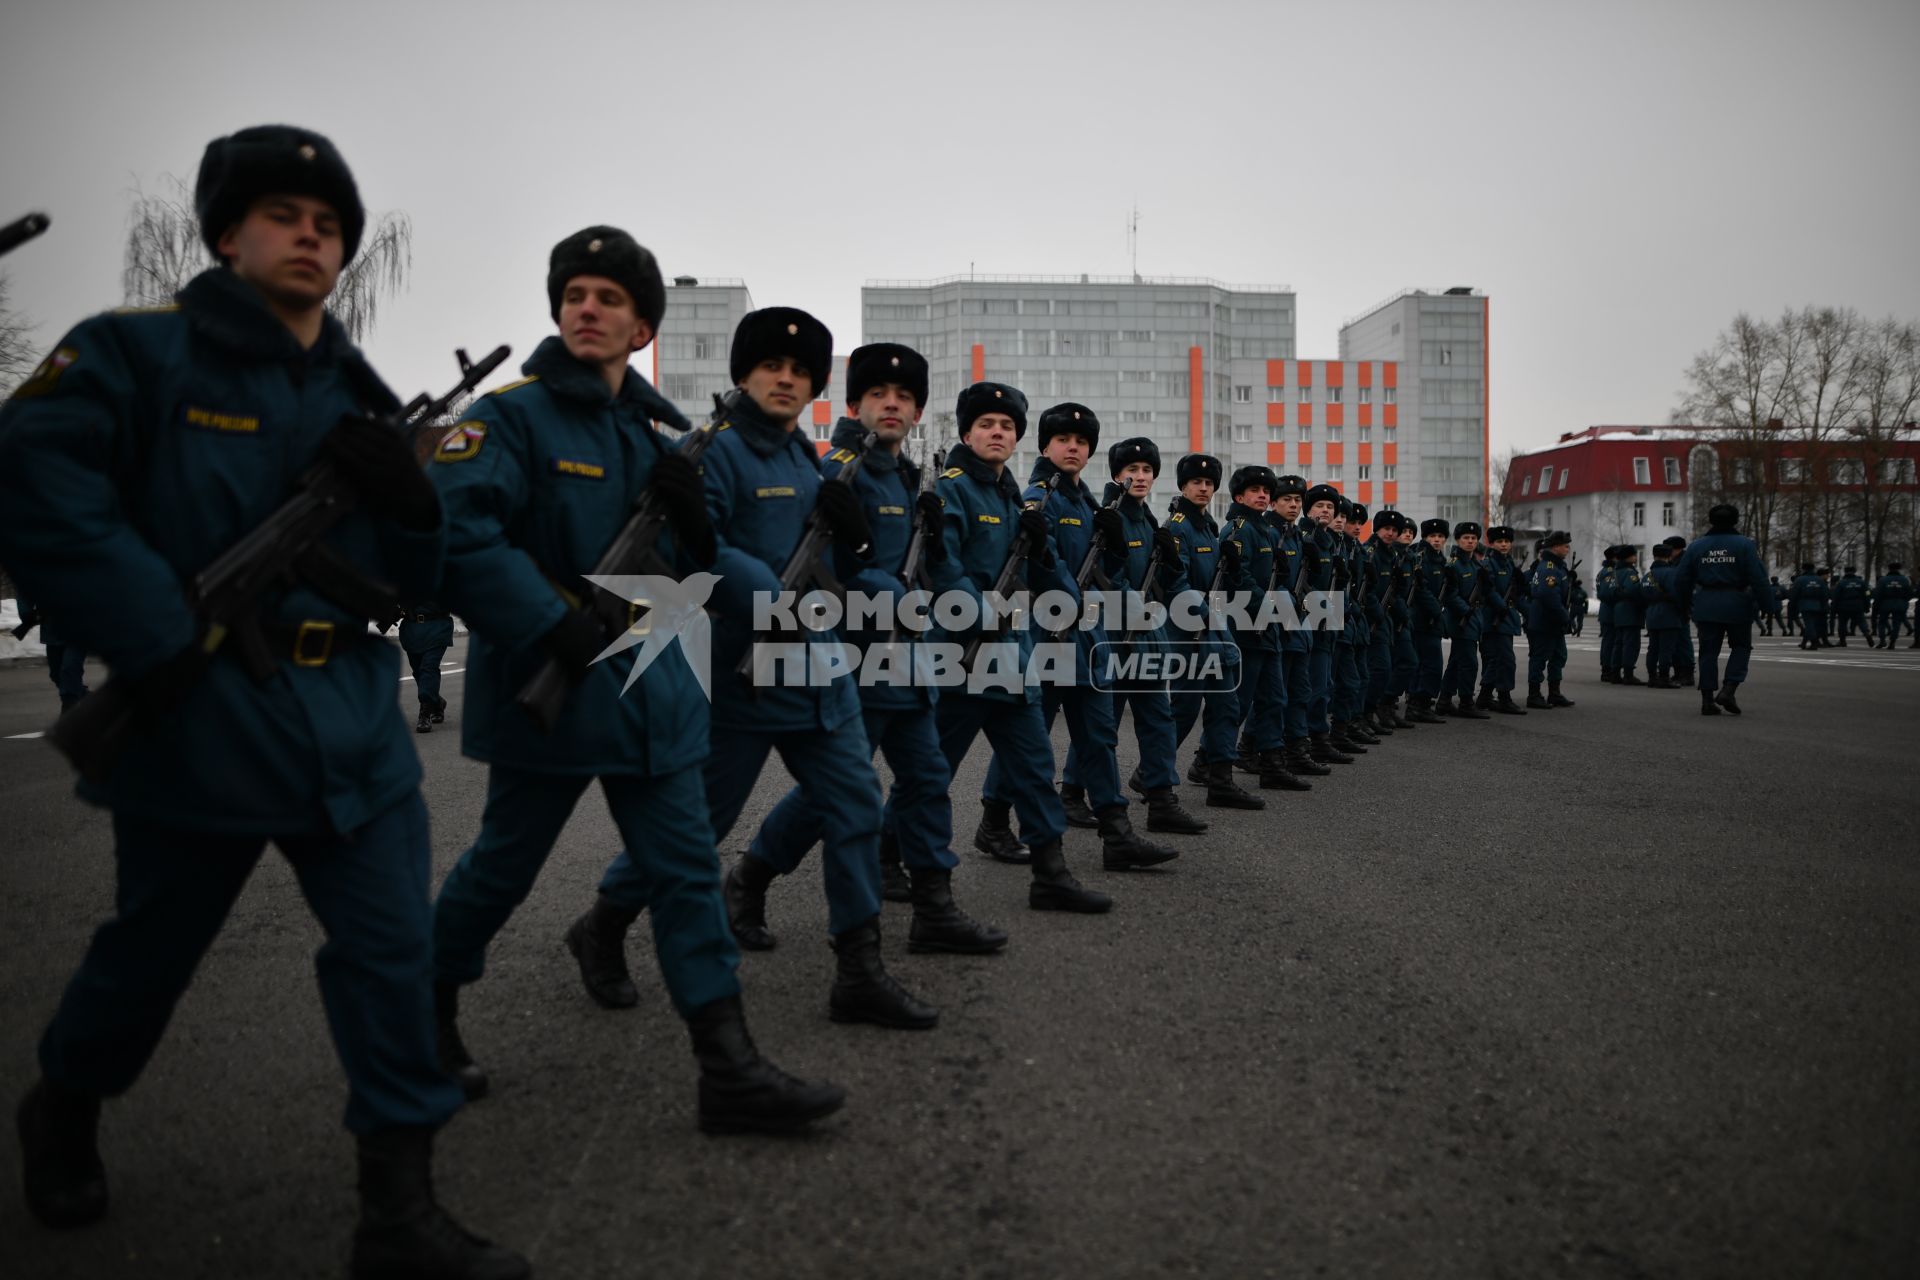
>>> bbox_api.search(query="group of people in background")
[1772,564,1915,650]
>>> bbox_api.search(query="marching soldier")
[1170,454,1266,805]
[1405,517,1454,722]
[0,125,527,1277]
[730,343,1008,952]
[1643,542,1685,687]
[1438,521,1489,718]
[1328,499,1377,751]
[1674,504,1773,715]
[1871,564,1911,648]
[1223,466,1308,791]
[1832,566,1869,644]
[1474,525,1528,714]
[1791,563,1829,650]
[396,600,453,732]
[428,236,847,1130]
[1525,531,1578,709]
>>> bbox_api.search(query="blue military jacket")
[1167,497,1245,657]
[434,336,706,776]
[1022,456,1125,684]
[1270,516,1312,654]
[1408,543,1452,636]
[0,267,440,834]
[1874,572,1913,611]
[1674,532,1774,625]
[1643,561,1685,630]
[1105,491,1189,684]
[1595,559,1618,625]
[1527,553,1574,632]
[820,417,929,710]
[1479,550,1527,636]
[1336,532,1369,645]
[932,442,1071,704]
[1222,502,1281,652]
[1832,574,1868,610]
[1791,573,1829,612]
[1607,564,1647,627]
[1446,547,1487,640]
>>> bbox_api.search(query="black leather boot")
[1453,697,1491,719]
[430,697,446,724]
[1474,687,1495,710]
[1327,724,1368,754]
[1185,756,1206,785]
[1431,694,1454,716]
[415,707,433,734]
[972,799,1029,864]
[351,1127,529,1280]
[1205,759,1266,808]
[1144,786,1209,833]
[564,895,643,1009]
[1257,748,1312,791]
[1548,682,1575,707]
[17,1079,107,1230]
[829,918,938,1029]
[1715,682,1742,715]
[1493,690,1526,715]
[1526,683,1550,709]
[1097,805,1179,870]
[1365,707,1394,736]
[1028,839,1113,913]
[1675,666,1695,687]
[1387,698,1417,729]
[1700,689,1721,716]
[878,829,911,904]
[687,995,846,1134]
[908,867,1008,954]
[1406,696,1444,725]
[1058,783,1099,829]
[1285,740,1332,776]
[1346,718,1381,744]
[1647,673,1674,689]
[1618,670,1646,686]
[723,855,777,951]
[1233,734,1261,774]
[433,983,488,1101]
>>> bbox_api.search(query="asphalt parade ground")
[3,633,1917,1279]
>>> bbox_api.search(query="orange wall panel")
[971,343,984,383]
[1383,363,1397,389]
[1267,359,1286,386]
[814,439,831,456]
[1296,404,1313,427]
[1383,443,1398,465]
[811,401,831,426]
[1384,404,1398,428]
[1358,405,1371,428]
[1383,481,1399,505]
[1267,402,1286,427]
[1359,481,1373,503]
[1327,405,1344,428]
[1297,443,1313,466]
[1326,442,1344,465]
[1358,443,1373,463]
[1266,442,1286,465]
[1357,362,1373,387]
[1188,346,1204,454]
[1298,360,1314,385]
[1324,362,1343,387]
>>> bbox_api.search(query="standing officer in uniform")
[1871,564,1911,648]
[1604,546,1647,684]
[1791,563,1828,650]
[1405,517,1454,722]
[1353,503,1397,739]
[1105,438,1212,832]
[1296,485,1359,754]
[1379,513,1422,729]
[0,125,526,1277]
[1328,499,1378,751]
[1474,525,1528,714]
[13,596,90,712]
[1170,454,1266,805]
[396,600,453,732]
[1438,521,1489,718]
[430,234,846,1129]
[1267,475,1332,773]
[1643,542,1686,687]
[1525,532,1578,709]
[933,382,1112,913]
[1832,566,1869,644]
[728,343,1008,954]
[1658,536,1696,684]
[1595,546,1619,675]
[1223,466,1307,791]
[1674,504,1773,715]
[1760,578,1781,636]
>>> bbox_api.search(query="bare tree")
[1673,309,1805,556]
[121,176,411,343]
[1487,446,1524,529]
[1845,318,1920,573]
[0,273,37,396]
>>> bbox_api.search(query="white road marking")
[398,666,465,685]
[6,731,44,740]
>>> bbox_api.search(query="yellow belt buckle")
[294,619,336,667]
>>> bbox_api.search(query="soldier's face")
[1044,431,1092,475]
[1398,528,1415,545]
[1182,478,1215,505]
[1117,461,1155,497]
[1274,494,1302,519]
[1331,514,1347,533]
[1308,499,1334,525]
[559,276,654,368]
[965,413,1019,462]
[1491,537,1513,554]
[1239,488,1272,512]
[853,383,920,442]
[1458,534,1480,552]
[218,195,344,309]
[742,357,814,426]
[1426,533,1447,551]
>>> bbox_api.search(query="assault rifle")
[0,212,49,258]
[959,471,1061,668]
[50,343,511,779]
[876,461,937,648]
[731,429,881,679]
[1118,497,1181,645]
[515,389,737,731]
[1043,481,1125,642]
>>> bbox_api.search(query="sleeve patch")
[433,420,488,462]
[8,346,78,400]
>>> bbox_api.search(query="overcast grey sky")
[3,0,1915,453]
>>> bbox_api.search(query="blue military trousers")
[1281,647,1313,743]
[437,765,740,1017]
[1526,630,1568,684]
[45,792,461,1135]
[989,683,1126,811]
[1387,626,1416,698]
[1478,631,1518,692]
[938,693,1067,848]
[1441,624,1481,697]
[1233,637,1286,752]
[1693,621,1753,692]
[1411,633,1444,697]
[407,645,448,711]
[1365,626,1392,704]
[1102,687,1180,791]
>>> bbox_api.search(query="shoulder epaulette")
[827,448,856,464]
[485,375,540,397]
[941,466,964,479]
[1170,512,1186,523]
[109,303,181,316]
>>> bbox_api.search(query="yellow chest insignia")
[755,485,797,498]
[433,420,487,462]
[1128,539,1144,548]
[182,405,261,434]
[1169,513,1186,523]
[977,514,1003,524]
[551,457,606,479]
[1059,517,1083,526]
[876,505,906,516]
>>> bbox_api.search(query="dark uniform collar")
[945,442,1020,500]
[717,387,813,461]
[1173,495,1215,530]
[522,336,690,431]
[1027,455,1092,504]
[829,417,916,485]
[179,268,397,412]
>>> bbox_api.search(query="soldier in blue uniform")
[933,383,1112,913]
[1525,531,1578,709]
[1377,513,1422,729]
[1103,438,1213,832]
[429,234,845,1134]
[1871,564,1911,648]
[1604,546,1648,683]
[13,596,90,711]
[1832,566,1869,645]
[395,600,453,732]
[1674,504,1774,715]
[1642,542,1686,688]
[1327,499,1378,752]
[1348,502,1396,741]
[725,344,1008,953]
[1474,525,1528,714]
[1404,517,1453,723]
[1268,476,1335,774]
[1759,577,1781,635]
[1595,546,1618,676]
[1658,536,1696,684]
[0,126,526,1277]
[1294,485,1360,754]
[1791,563,1829,650]
[1438,521,1489,718]
[983,404,1179,868]
[1223,466,1309,791]
[1170,455,1267,805]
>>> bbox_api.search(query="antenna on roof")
[1128,201,1140,282]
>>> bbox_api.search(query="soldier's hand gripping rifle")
[732,430,882,679]
[10,604,41,641]
[1116,498,1179,646]
[0,212,50,258]
[876,462,940,649]
[515,389,736,732]
[49,343,512,779]
[1043,481,1125,642]
[959,471,1061,668]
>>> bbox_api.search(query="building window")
[1830,458,1864,485]
[693,335,716,360]
[1268,425,1284,443]
[1632,502,1646,527]
[1538,466,1553,490]
[1633,457,1651,485]
[1557,469,1569,491]
[1297,385,1313,404]
[1661,501,1675,525]
[1383,388,1396,405]
[1358,465,1371,481]
[1359,425,1371,442]
[1327,426,1342,442]
[1233,385,1251,404]
[1730,458,1753,484]
[1522,476,1533,496]
[1328,467,1343,483]
[1298,425,1312,442]
[1882,458,1917,484]
[1233,423,1252,443]
[1778,458,1805,483]
[1327,386,1343,404]
[1663,457,1681,485]
[1358,387,1372,405]
[1268,385,1286,402]
[1383,464,1396,480]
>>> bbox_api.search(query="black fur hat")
[1108,436,1160,477]
[956,382,1028,438]
[1486,524,1515,541]
[1038,402,1100,449]
[731,307,833,398]
[1453,521,1482,539]
[1176,453,1223,487]
[196,124,364,262]
[1707,503,1739,530]
[1420,517,1451,538]
[1228,465,1278,498]
[1348,501,1370,525]
[1799,562,1815,574]
[547,226,666,329]
[846,343,928,408]
[1662,535,1688,551]
[1303,484,1340,512]
[1543,529,1572,549]
[1272,473,1307,497]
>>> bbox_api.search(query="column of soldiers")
[0,124,1853,1277]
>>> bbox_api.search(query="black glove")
[914,492,947,565]
[323,413,439,532]
[1018,509,1054,566]
[814,480,872,555]
[1092,507,1125,549]
[131,641,212,720]
[542,608,607,678]
[651,452,716,567]
[1220,539,1242,577]
[1153,527,1181,564]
